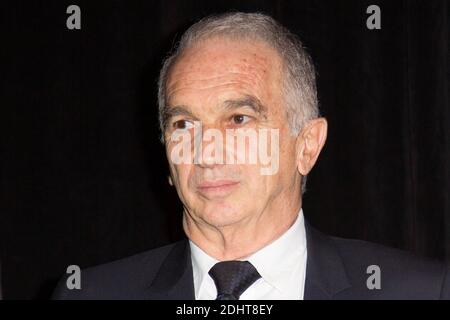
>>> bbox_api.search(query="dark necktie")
[208,260,261,300]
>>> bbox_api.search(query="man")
[53,12,449,300]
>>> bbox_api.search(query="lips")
[196,180,240,197]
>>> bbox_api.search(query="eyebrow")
[223,95,268,116]
[162,95,268,129]
[162,105,199,130]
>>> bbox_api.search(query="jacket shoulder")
[328,235,448,299]
[52,241,182,300]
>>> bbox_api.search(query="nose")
[194,125,225,169]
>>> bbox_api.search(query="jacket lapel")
[304,223,352,299]
[146,239,195,300]
[144,222,352,300]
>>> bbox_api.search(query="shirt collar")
[246,209,306,293]
[190,239,219,294]
[189,208,306,295]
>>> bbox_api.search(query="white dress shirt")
[190,209,307,300]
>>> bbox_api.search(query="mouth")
[196,180,240,198]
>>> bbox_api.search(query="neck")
[183,196,302,261]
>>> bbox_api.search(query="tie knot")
[208,261,261,300]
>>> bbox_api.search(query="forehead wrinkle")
[167,37,281,87]
[166,71,266,100]
[166,82,263,104]
[170,71,265,85]
[166,52,273,95]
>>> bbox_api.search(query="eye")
[173,119,195,130]
[231,114,252,125]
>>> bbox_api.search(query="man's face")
[163,37,300,229]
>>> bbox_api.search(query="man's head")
[157,12,327,241]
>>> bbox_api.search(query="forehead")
[165,37,283,106]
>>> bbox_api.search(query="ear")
[295,117,328,176]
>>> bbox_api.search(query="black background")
[1,0,449,299]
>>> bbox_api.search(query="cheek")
[169,163,194,196]
[239,165,271,194]
[166,141,191,183]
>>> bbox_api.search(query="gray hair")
[157,12,320,194]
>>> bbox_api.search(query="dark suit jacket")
[52,224,450,300]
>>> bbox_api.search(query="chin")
[201,204,245,228]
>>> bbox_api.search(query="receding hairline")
[163,34,285,91]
